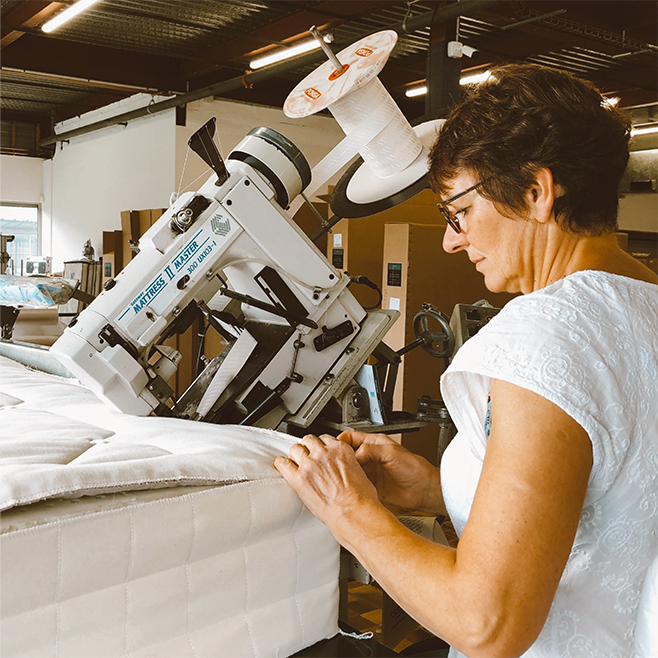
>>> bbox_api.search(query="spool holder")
[284,29,442,220]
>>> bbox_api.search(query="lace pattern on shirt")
[441,271,658,658]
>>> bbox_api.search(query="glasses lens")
[438,204,460,233]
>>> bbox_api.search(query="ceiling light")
[604,96,620,107]
[250,35,332,70]
[42,0,101,33]
[460,70,492,86]
[631,124,658,136]
[404,71,492,97]
[405,85,427,98]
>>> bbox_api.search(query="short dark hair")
[427,64,632,235]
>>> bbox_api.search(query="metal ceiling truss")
[0,0,656,148]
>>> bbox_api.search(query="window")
[0,203,40,275]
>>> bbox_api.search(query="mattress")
[0,355,339,657]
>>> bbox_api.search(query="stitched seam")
[186,497,198,658]
[124,510,135,656]
[292,500,306,648]
[243,487,257,657]
[55,521,61,658]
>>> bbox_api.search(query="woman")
[275,64,658,657]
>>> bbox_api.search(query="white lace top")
[440,270,658,658]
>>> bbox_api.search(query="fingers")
[273,455,297,478]
[339,430,398,449]
[301,433,335,448]
[355,440,407,465]
[278,434,337,472]
[337,430,368,447]
[354,442,386,465]
[288,442,310,464]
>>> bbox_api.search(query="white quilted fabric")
[441,271,658,658]
[0,355,305,510]
[0,356,340,656]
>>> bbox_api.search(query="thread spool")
[329,78,422,178]
[284,29,442,219]
[284,30,421,178]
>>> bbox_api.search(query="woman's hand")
[274,433,381,538]
[338,430,446,516]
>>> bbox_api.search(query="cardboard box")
[120,210,138,268]
[151,208,166,225]
[120,209,167,271]
[102,229,123,274]
[291,201,329,257]
[326,189,443,308]
[382,223,515,463]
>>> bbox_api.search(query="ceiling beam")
[1,1,64,49]
[1,67,168,96]
[1,33,184,94]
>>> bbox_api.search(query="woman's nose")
[442,224,467,253]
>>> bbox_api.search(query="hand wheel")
[412,303,454,358]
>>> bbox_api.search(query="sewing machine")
[49,120,443,433]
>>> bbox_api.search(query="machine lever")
[220,287,318,330]
[188,118,229,186]
[238,377,292,426]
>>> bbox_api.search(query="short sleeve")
[441,281,639,504]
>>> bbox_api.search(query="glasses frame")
[437,179,489,234]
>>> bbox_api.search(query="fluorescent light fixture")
[405,85,427,98]
[631,124,658,136]
[42,0,101,33]
[250,35,332,70]
[460,70,492,85]
[405,70,492,97]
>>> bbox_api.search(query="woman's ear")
[526,167,557,224]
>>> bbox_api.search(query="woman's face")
[441,171,537,294]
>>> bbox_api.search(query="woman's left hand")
[274,434,380,537]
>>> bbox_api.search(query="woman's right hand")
[337,430,446,516]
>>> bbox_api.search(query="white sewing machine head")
[50,119,406,432]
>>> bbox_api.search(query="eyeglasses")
[437,179,489,234]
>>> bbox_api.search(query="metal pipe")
[40,0,503,147]
[309,25,344,73]
[39,47,329,146]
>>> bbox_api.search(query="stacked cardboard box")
[120,208,166,268]
[325,189,443,308]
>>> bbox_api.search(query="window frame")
[0,202,42,275]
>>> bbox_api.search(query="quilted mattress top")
[0,355,299,512]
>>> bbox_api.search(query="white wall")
[175,98,345,202]
[37,94,344,272]
[45,95,177,271]
[0,154,44,205]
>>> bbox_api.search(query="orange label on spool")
[355,47,373,57]
[304,87,321,100]
[328,63,350,81]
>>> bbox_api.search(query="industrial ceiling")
[1,0,657,156]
